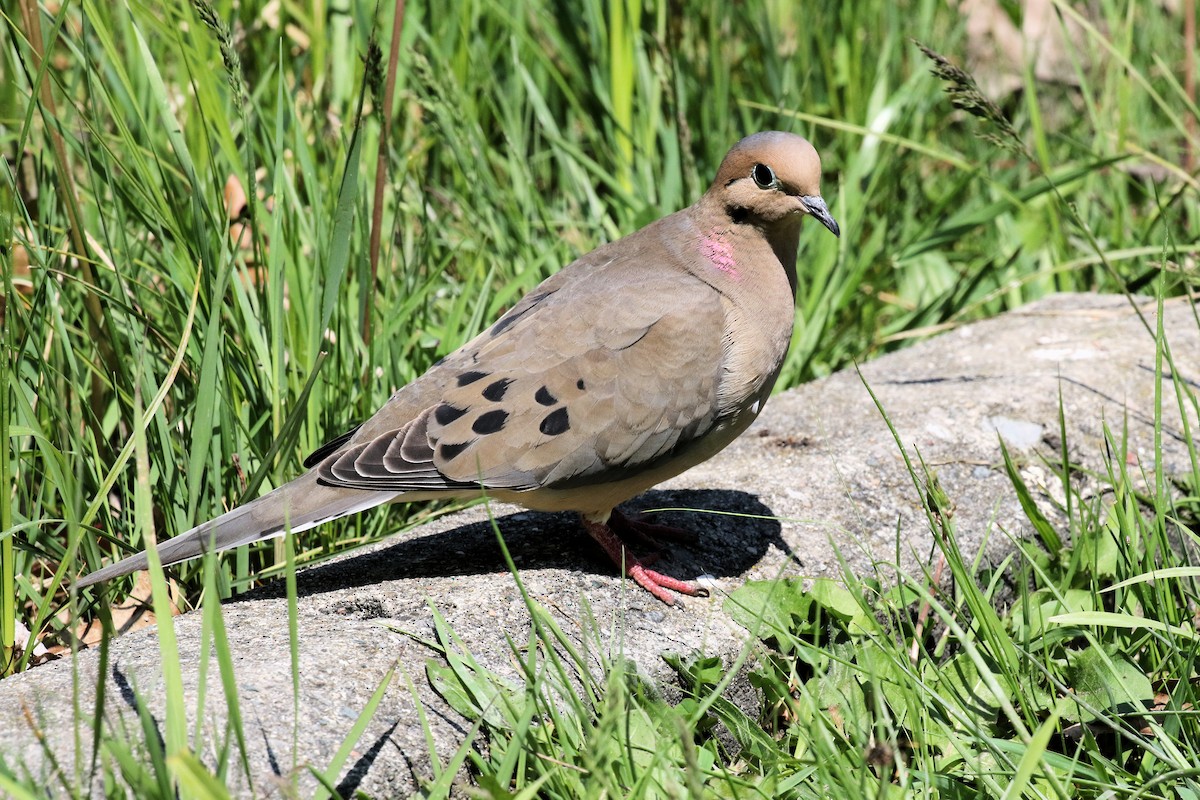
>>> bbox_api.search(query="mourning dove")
[77,131,839,604]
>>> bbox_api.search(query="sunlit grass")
[2,0,1199,795]
[407,288,1200,799]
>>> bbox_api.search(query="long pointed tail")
[75,472,392,587]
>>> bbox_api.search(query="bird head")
[712,131,840,237]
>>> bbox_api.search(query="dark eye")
[751,163,776,189]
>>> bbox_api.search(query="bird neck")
[764,219,801,296]
[690,199,802,298]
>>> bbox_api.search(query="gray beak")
[801,195,840,238]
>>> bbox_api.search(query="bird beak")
[800,195,840,238]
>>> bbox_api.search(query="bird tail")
[75,472,391,588]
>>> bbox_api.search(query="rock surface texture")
[2,293,1196,797]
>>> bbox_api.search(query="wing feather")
[314,234,732,495]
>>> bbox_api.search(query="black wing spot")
[457,370,489,386]
[490,311,521,336]
[438,441,472,461]
[489,292,546,336]
[472,409,509,435]
[535,386,557,406]
[434,404,469,426]
[576,379,586,391]
[482,378,513,402]
[539,407,570,436]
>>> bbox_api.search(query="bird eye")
[751,163,776,189]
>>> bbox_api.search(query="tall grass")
[400,287,1200,798]
[1,0,1198,792]
[2,0,1189,634]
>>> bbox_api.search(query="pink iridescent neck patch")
[699,230,740,280]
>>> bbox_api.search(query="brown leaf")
[10,621,51,667]
[229,221,254,251]
[47,573,181,658]
[224,173,249,221]
[954,0,1090,100]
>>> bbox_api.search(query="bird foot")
[580,515,707,606]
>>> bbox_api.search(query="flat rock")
[2,293,1196,796]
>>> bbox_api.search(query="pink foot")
[580,515,708,606]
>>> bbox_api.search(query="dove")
[77,131,839,605]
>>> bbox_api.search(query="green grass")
[395,297,1200,798]
[2,0,1199,795]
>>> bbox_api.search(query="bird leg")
[609,508,699,545]
[579,515,708,606]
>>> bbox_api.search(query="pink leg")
[609,508,699,545]
[580,516,708,606]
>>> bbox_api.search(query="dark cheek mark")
[438,441,472,461]
[472,409,509,435]
[457,370,489,387]
[482,378,513,402]
[434,403,468,426]
[535,386,557,406]
[539,407,570,436]
[576,379,585,391]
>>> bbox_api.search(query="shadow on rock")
[247,489,784,600]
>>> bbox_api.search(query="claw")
[580,515,707,606]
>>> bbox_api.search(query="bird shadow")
[240,489,787,601]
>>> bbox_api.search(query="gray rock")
[1,293,1196,796]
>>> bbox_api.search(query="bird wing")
[316,243,730,494]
